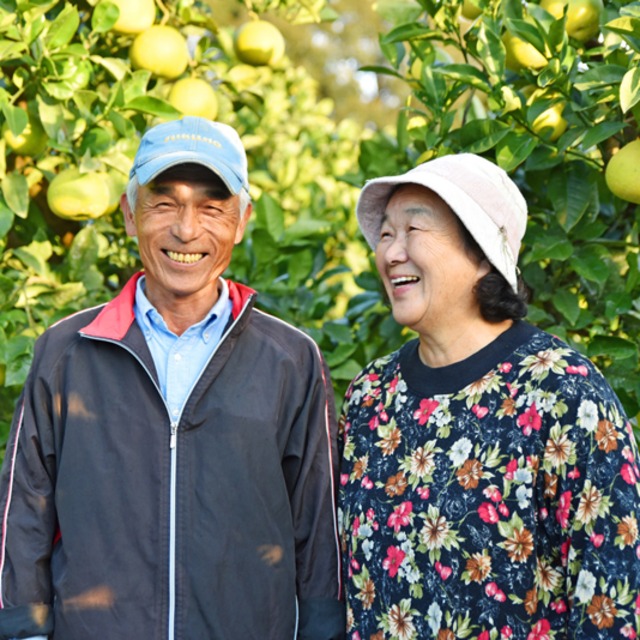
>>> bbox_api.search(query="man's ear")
[121,193,137,238]
[234,202,252,245]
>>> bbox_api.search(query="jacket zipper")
[80,295,252,640]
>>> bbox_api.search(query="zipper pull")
[170,423,178,449]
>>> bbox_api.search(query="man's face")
[122,173,249,314]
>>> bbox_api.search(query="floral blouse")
[338,322,640,639]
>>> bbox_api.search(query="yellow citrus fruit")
[102,0,156,34]
[47,168,112,221]
[461,0,482,20]
[540,0,603,42]
[3,111,47,156]
[605,140,640,204]
[130,25,189,79]
[104,170,129,214]
[502,31,548,72]
[528,89,567,141]
[168,78,218,120]
[234,20,285,67]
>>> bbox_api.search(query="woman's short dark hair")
[455,217,529,323]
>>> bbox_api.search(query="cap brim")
[135,150,245,194]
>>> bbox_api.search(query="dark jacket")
[0,273,344,640]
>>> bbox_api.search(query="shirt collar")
[134,275,230,343]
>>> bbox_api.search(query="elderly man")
[0,117,344,640]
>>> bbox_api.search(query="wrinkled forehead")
[382,183,455,222]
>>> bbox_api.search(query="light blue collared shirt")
[133,276,232,421]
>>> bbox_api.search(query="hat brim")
[135,150,245,194]
[356,170,519,292]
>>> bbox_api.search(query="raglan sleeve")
[281,338,345,640]
[546,369,640,637]
[0,350,57,639]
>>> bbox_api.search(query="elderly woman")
[338,154,640,639]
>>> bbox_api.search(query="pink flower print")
[527,619,551,640]
[376,402,389,423]
[561,539,570,564]
[518,402,542,435]
[623,445,635,462]
[500,626,513,639]
[551,599,567,613]
[505,458,518,480]
[382,545,406,578]
[500,362,512,373]
[387,501,413,532]
[389,376,399,393]
[567,467,580,480]
[621,623,637,639]
[352,516,361,536]
[479,631,490,640]
[483,485,502,502]
[351,633,362,640]
[417,486,430,499]
[485,581,506,601]
[340,473,349,486]
[361,476,373,489]
[635,593,640,614]
[368,415,380,431]
[498,503,510,517]
[566,365,588,376]
[413,398,440,425]
[590,532,604,548]
[472,404,489,418]
[434,561,452,580]
[556,491,572,529]
[366,508,376,521]
[367,373,380,382]
[621,463,637,485]
[478,502,499,524]
[539,507,548,520]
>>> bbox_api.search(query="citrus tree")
[0,0,365,445]
[341,0,640,429]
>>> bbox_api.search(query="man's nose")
[172,205,199,241]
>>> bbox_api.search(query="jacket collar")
[81,271,256,341]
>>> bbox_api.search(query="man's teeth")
[166,250,203,264]
[391,276,419,286]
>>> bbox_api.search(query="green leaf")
[551,289,580,325]
[324,342,359,368]
[67,226,100,281]
[123,96,181,118]
[90,55,130,82]
[1,103,27,137]
[330,358,364,381]
[604,16,640,38]
[588,336,638,360]
[433,63,492,91]
[1,172,28,218]
[547,162,595,232]
[12,239,53,275]
[0,198,14,238]
[573,65,627,91]
[569,246,611,284]
[495,131,538,171]
[91,0,119,33]
[254,193,285,241]
[44,4,79,50]
[580,121,627,149]
[620,67,640,113]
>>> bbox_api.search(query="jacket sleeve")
[0,360,56,639]
[281,341,345,640]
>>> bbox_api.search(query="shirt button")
[174,353,182,361]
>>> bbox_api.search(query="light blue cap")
[130,116,249,194]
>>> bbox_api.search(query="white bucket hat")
[356,153,528,292]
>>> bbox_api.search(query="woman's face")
[374,184,489,335]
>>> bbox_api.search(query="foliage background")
[0,0,638,452]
